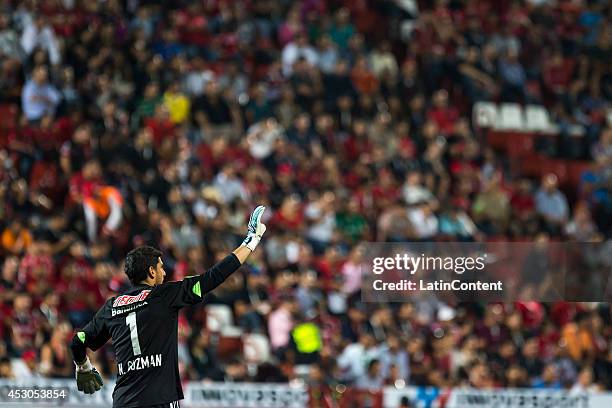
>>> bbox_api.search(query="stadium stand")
[0,0,611,403]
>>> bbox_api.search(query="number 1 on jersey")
[126,312,142,356]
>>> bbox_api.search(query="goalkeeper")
[69,206,267,408]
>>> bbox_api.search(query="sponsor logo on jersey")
[113,290,151,307]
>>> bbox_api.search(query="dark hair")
[124,246,162,285]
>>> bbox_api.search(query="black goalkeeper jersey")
[72,254,241,408]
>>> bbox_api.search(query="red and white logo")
[113,290,151,307]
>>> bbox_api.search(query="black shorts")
[145,401,181,408]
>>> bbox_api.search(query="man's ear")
[148,265,156,279]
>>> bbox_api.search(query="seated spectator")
[535,174,569,236]
[21,66,61,123]
[407,202,439,240]
[459,46,497,102]
[439,205,479,241]
[570,366,599,394]
[356,359,385,390]
[316,35,339,74]
[0,14,24,61]
[278,7,303,48]
[565,201,600,241]
[328,8,355,51]
[304,191,336,254]
[472,176,511,235]
[402,171,436,206]
[183,57,214,97]
[132,82,162,129]
[369,41,398,79]
[193,79,237,139]
[163,81,190,124]
[282,32,318,76]
[426,90,459,135]
[532,364,562,389]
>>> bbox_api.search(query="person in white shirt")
[21,65,61,122]
[402,171,436,206]
[407,202,439,240]
[213,164,249,204]
[20,14,60,65]
[281,32,318,76]
[337,333,379,383]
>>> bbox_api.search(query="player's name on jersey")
[117,353,163,375]
[111,301,148,316]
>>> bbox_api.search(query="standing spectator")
[20,14,60,65]
[498,48,527,102]
[39,323,73,378]
[268,297,297,355]
[1,220,32,255]
[83,184,124,243]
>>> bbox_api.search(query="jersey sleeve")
[157,253,242,309]
[70,302,111,363]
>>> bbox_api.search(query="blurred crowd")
[1,0,612,395]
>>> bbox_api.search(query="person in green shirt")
[336,198,368,244]
[131,82,162,130]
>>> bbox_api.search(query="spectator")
[356,359,385,390]
[337,333,378,383]
[565,201,600,241]
[282,32,318,76]
[39,323,72,378]
[0,0,610,392]
[570,366,599,394]
[83,184,124,243]
[21,66,61,123]
[193,79,237,140]
[498,48,527,102]
[535,174,569,235]
[472,175,511,235]
[402,171,436,206]
[268,297,297,353]
[20,14,60,65]
[0,14,24,61]
[163,81,191,124]
[532,364,562,389]
[1,220,32,255]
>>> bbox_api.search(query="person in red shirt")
[270,195,304,233]
[427,89,459,135]
[543,50,575,98]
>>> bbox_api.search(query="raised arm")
[163,206,267,308]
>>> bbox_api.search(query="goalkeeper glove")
[241,205,266,251]
[75,357,103,395]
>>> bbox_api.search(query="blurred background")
[0,0,611,407]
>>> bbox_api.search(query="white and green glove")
[241,205,266,251]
